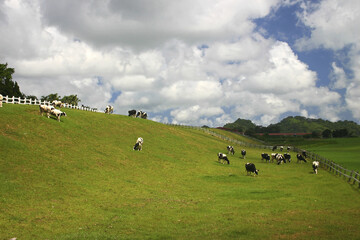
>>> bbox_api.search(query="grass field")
[1,104,360,239]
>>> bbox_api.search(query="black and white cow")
[136,111,148,119]
[227,146,235,155]
[105,105,114,114]
[241,149,246,159]
[302,151,307,158]
[276,154,285,165]
[280,146,284,151]
[133,137,144,151]
[272,146,277,151]
[312,161,319,174]
[284,153,291,163]
[261,153,270,162]
[218,152,230,164]
[245,163,259,176]
[287,146,291,151]
[128,109,137,117]
[296,154,307,163]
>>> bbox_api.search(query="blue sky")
[1,0,359,126]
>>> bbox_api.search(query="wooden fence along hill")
[2,95,360,188]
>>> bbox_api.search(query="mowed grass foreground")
[1,104,360,240]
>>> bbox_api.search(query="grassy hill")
[1,104,360,240]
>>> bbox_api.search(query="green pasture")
[297,137,360,172]
[1,104,360,240]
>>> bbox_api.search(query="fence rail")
[1,95,100,112]
[167,124,360,188]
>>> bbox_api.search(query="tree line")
[1,63,81,106]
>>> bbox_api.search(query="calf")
[296,154,307,163]
[133,137,144,151]
[227,146,235,155]
[245,163,259,176]
[261,153,270,162]
[218,152,229,164]
[312,161,319,174]
[241,149,246,159]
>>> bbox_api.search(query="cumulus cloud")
[0,0,358,126]
[295,0,360,122]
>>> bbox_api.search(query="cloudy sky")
[1,0,359,127]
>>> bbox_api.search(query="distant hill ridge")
[223,116,360,136]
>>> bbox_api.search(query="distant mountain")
[223,116,360,136]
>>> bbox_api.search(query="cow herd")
[39,101,67,122]
[218,145,320,176]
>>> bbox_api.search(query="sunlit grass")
[1,104,359,239]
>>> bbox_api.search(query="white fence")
[1,95,100,112]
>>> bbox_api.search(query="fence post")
[348,171,353,183]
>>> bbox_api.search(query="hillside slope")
[1,104,360,240]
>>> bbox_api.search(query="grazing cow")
[105,105,114,114]
[280,146,284,151]
[133,137,144,151]
[276,154,285,165]
[52,100,63,108]
[245,163,259,176]
[136,110,148,119]
[287,146,291,151]
[218,152,230,164]
[227,146,235,155]
[302,151,307,158]
[312,161,319,174]
[241,149,246,159]
[128,109,137,117]
[272,146,277,151]
[284,153,291,163]
[39,104,55,118]
[261,153,270,162]
[296,154,307,163]
[0,94,3,107]
[50,108,66,122]
[271,153,278,163]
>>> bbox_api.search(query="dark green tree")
[25,95,38,100]
[41,93,61,102]
[0,63,23,97]
[322,129,332,138]
[61,94,81,106]
[332,128,349,138]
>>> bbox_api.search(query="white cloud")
[329,62,348,89]
[295,0,360,51]
[1,0,358,127]
[295,0,360,122]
